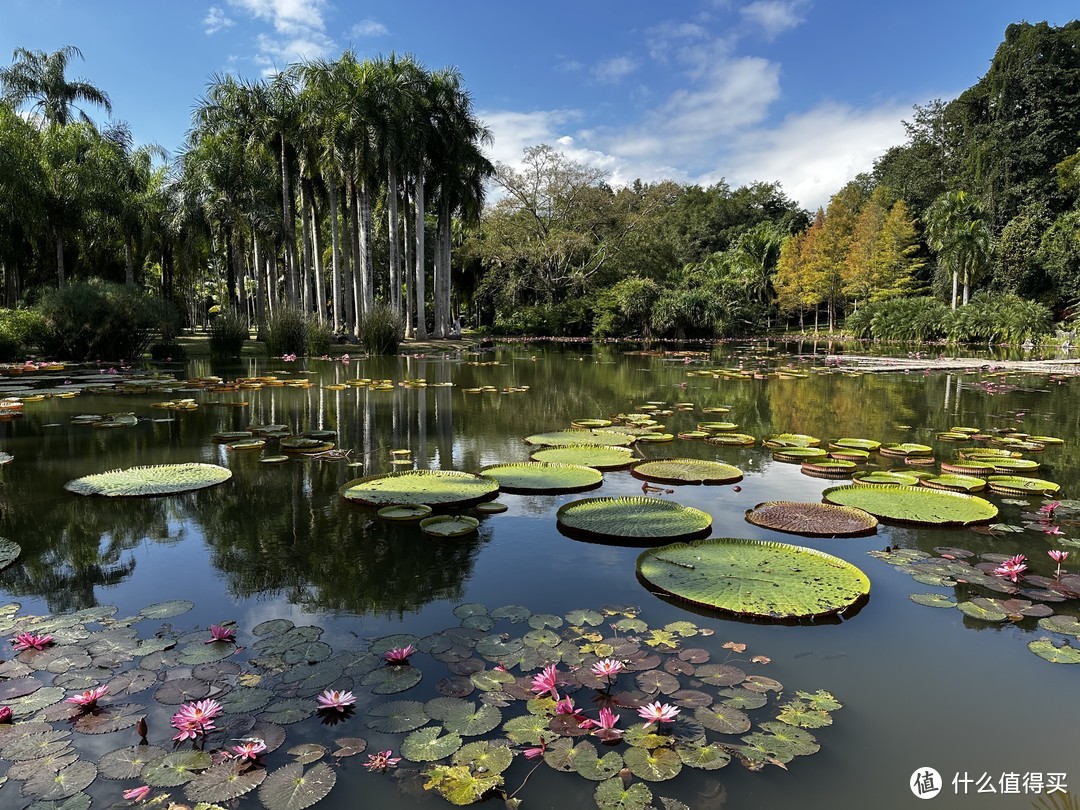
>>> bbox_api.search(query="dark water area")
[0,345,1076,809]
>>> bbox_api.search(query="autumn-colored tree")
[844,187,923,305]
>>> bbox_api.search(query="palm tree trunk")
[347,180,360,335]
[343,181,357,337]
[253,233,266,339]
[951,269,958,310]
[310,196,325,324]
[55,230,65,288]
[124,237,133,285]
[388,166,401,316]
[361,177,374,315]
[329,183,343,333]
[403,183,414,338]
[962,268,970,306]
[280,132,299,307]
[299,180,313,314]
[414,162,428,339]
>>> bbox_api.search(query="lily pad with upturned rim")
[879,443,933,457]
[822,484,998,526]
[339,470,499,508]
[420,515,480,538]
[480,462,602,494]
[763,433,820,448]
[986,476,1059,496]
[852,471,921,487]
[744,501,877,537]
[631,459,742,486]
[772,447,828,463]
[922,474,987,493]
[557,497,712,544]
[800,460,856,479]
[64,463,232,497]
[830,438,880,451]
[705,433,756,447]
[377,504,433,521]
[636,538,870,621]
[529,445,636,470]
[523,430,636,447]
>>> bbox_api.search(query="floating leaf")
[909,593,957,609]
[524,430,636,447]
[22,761,96,801]
[823,485,998,526]
[594,776,652,810]
[637,539,870,620]
[676,742,731,770]
[423,764,503,806]
[489,605,531,623]
[258,762,336,810]
[530,445,636,470]
[623,746,683,781]
[155,677,211,705]
[694,703,751,734]
[986,475,1060,496]
[288,744,327,765]
[23,794,92,810]
[852,471,921,487]
[377,505,432,521]
[401,726,463,762]
[0,675,42,701]
[98,745,167,779]
[64,463,232,497]
[776,701,833,729]
[631,459,742,486]
[718,688,768,709]
[744,501,877,537]
[480,462,603,494]
[361,664,422,695]
[331,737,367,758]
[186,759,266,803]
[957,599,1009,622]
[1037,616,1080,637]
[558,497,712,543]
[339,470,498,507]
[261,698,316,724]
[1028,637,1080,664]
[453,740,513,774]
[442,701,502,736]
[502,714,553,745]
[220,686,273,714]
[366,700,429,733]
[1,729,71,761]
[420,515,480,538]
[0,537,21,570]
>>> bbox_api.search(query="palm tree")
[925,190,992,308]
[0,45,111,128]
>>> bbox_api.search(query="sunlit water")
[0,344,1076,809]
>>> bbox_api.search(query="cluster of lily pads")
[0,600,844,809]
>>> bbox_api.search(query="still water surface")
[1,344,1076,809]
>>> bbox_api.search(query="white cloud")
[228,0,326,34]
[593,56,637,84]
[739,0,807,39]
[227,0,333,73]
[253,31,335,71]
[645,21,709,61]
[204,6,235,34]
[479,109,583,169]
[350,19,389,37]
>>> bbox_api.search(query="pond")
[0,344,1076,810]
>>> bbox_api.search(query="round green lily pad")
[1028,638,1080,664]
[989,458,1041,473]
[419,515,480,537]
[480,462,602,494]
[697,422,738,432]
[475,502,508,514]
[772,447,828,462]
[557,497,712,543]
[852,471,921,487]
[570,418,612,429]
[744,501,877,537]
[227,438,265,451]
[377,504,433,521]
[280,437,334,454]
[879,442,933,457]
[260,455,290,464]
[705,433,756,446]
[763,433,820,448]
[800,460,856,479]
[822,484,998,526]
[909,593,957,608]
[524,430,636,447]
[637,538,870,620]
[212,431,252,442]
[631,459,742,486]
[829,448,870,460]
[529,445,636,470]
[64,463,233,497]
[986,476,1060,496]
[339,470,499,508]
[922,474,987,493]
[830,438,880,451]
[940,460,998,476]
[401,726,463,762]
[1029,435,1064,445]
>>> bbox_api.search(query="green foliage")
[208,309,248,358]
[0,308,46,361]
[305,319,332,356]
[492,301,592,337]
[845,297,949,342]
[36,280,176,361]
[356,304,403,354]
[592,277,660,338]
[264,307,309,356]
[942,292,1054,344]
[149,341,186,362]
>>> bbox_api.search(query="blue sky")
[2,0,1077,209]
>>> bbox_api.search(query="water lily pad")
[142,751,212,787]
[377,504,433,521]
[852,470,921,486]
[631,459,742,485]
[772,446,828,462]
[185,759,266,803]
[258,762,336,810]
[261,698,316,724]
[22,760,96,800]
[744,501,877,537]
[339,470,499,507]
[332,737,368,758]
[879,442,932,457]
[986,476,1060,496]
[831,438,880,451]
[64,463,232,497]
[1,729,71,761]
[442,701,502,736]
[694,704,751,734]
[155,677,211,704]
[623,746,683,781]
[922,474,987,493]
[909,593,957,609]
[776,700,832,728]
[676,743,731,770]
[764,433,820,448]
[1028,637,1080,664]
[366,700,430,733]
[705,433,756,446]
[558,497,712,543]
[957,599,1008,622]
[420,515,480,537]
[423,764,503,805]
[1037,615,1080,637]
[823,484,997,525]
[480,462,603,494]
[589,778,654,810]
[501,714,553,745]
[401,725,463,762]
[139,599,195,619]
[361,665,422,694]
[0,538,21,570]
[98,745,167,779]
[530,445,636,470]
[524,429,636,447]
[990,458,1041,473]
[453,740,513,775]
[289,744,327,765]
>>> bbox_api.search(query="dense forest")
[1,21,1078,358]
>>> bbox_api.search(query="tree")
[925,190,992,307]
[0,45,111,128]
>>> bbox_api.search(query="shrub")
[357,304,404,354]
[36,280,177,361]
[208,310,249,358]
[264,307,309,356]
[0,309,47,361]
[943,292,1054,344]
[306,318,333,356]
[844,297,949,342]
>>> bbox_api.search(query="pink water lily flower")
[992,560,1027,583]
[591,658,624,680]
[638,701,680,726]
[11,632,53,651]
[522,740,547,760]
[531,664,559,698]
[1049,549,1069,578]
[229,740,267,760]
[170,698,223,741]
[364,749,401,772]
[596,707,621,730]
[316,689,356,712]
[66,684,109,708]
[122,786,151,803]
[0,706,11,723]
[383,644,416,664]
[206,624,236,644]
[1039,501,1061,515]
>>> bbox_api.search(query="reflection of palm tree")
[0,45,112,128]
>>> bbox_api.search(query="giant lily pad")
[480,462,602,494]
[763,433,820,448]
[744,501,877,537]
[524,430,636,447]
[530,445,636,470]
[879,442,932,457]
[822,485,998,526]
[922,474,987,493]
[986,476,1060,496]
[637,538,870,620]
[990,458,1041,473]
[800,460,856,479]
[852,471,921,487]
[830,438,880,451]
[557,497,712,544]
[772,447,828,463]
[420,515,480,538]
[705,433,756,447]
[64,463,232,497]
[339,470,499,508]
[631,459,742,486]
